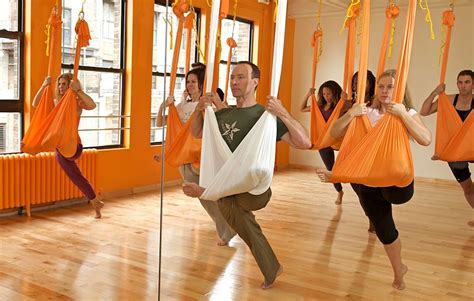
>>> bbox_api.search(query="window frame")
[219,16,254,68]
[151,0,201,145]
[0,0,24,116]
[61,0,127,150]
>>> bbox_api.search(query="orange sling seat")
[22,12,90,158]
[310,2,359,150]
[433,9,473,162]
[21,8,61,155]
[331,0,417,187]
[163,1,202,167]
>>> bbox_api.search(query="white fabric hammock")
[199,107,276,201]
[199,0,287,201]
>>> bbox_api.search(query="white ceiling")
[288,0,473,19]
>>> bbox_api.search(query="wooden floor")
[0,168,473,300]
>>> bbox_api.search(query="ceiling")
[288,0,473,18]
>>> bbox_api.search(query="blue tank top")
[453,94,474,122]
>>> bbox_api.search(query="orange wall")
[24,0,295,194]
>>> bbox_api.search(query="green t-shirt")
[215,104,289,152]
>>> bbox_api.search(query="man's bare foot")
[217,238,228,246]
[468,220,474,227]
[335,190,344,205]
[392,264,408,290]
[316,168,332,183]
[182,182,205,198]
[431,154,440,160]
[261,265,283,289]
[368,221,376,233]
[90,198,104,219]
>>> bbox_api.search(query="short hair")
[317,80,342,108]
[457,69,473,81]
[236,61,260,79]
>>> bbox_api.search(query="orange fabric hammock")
[41,16,91,158]
[309,3,359,150]
[22,11,90,158]
[184,10,195,73]
[376,2,400,78]
[331,0,417,187]
[164,105,202,167]
[163,1,202,167]
[223,37,237,104]
[169,1,189,96]
[433,9,473,162]
[21,8,61,154]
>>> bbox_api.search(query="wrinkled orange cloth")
[435,93,474,161]
[21,9,61,155]
[432,10,472,161]
[331,0,417,187]
[22,16,90,158]
[164,104,201,167]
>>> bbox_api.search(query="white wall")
[290,4,474,180]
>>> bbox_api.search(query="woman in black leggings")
[300,80,344,204]
[317,70,432,290]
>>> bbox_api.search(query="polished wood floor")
[0,168,472,300]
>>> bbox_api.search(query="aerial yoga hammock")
[222,0,238,105]
[330,0,417,187]
[308,0,359,150]
[162,0,202,168]
[198,0,288,201]
[21,7,91,158]
[163,0,231,168]
[432,6,473,162]
[21,6,61,155]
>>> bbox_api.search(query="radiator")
[0,149,97,216]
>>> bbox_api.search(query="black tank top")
[453,94,474,122]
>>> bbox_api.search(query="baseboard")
[286,164,458,186]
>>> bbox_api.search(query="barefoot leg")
[315,168,332,183]
[90,198,104,219]
[261,265,283,289]
[383,237,408,290]
[335,190,344,205]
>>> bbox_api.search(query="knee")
[374,224,398,244]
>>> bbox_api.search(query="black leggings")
[319,147,343,192]
[352,182,414,245]
[448,161,472,183]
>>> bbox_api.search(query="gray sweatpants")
[217,188,280,285]
[180,164,236,243]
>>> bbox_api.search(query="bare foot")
[182,182,205,198]
[468,220,474,227]
[431,154,440,160]
[316,168,332,183]
[90,198,104,219]
[335,190,344,205]
[217,238,228,246]
[392,264,408,290]
[261,265,283,289]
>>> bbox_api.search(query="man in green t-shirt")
[183,61,312,289]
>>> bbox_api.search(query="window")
[151,1,200,144]
[103,1,115,39]
[0,0,22,154]
[62,0,125,149]
[0,123,4,149]
[62,8,72,46]
[218,17,253,105]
